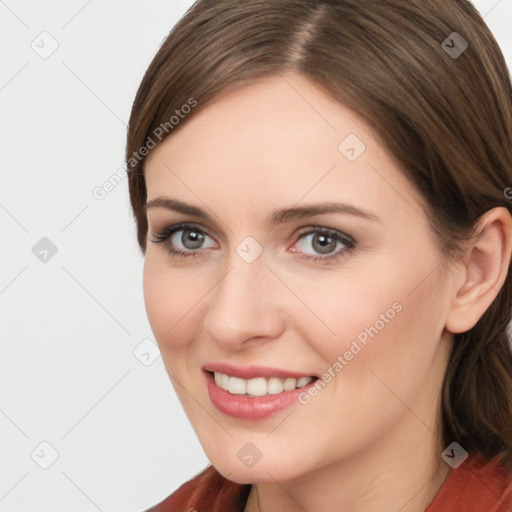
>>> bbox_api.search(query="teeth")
[246,377,267,396]
[220,373,229,390]
[267,377,284,395]
[283,377,297,391]
[213,372,314,397]
[297,376,313,388]
[228,377,247,395]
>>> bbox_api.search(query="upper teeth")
[213,372,313,396]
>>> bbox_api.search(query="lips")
[202,363,318,420]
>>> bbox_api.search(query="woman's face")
[143,74,456,483]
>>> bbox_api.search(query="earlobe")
[445,207,512,334]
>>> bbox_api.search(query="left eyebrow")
[269,202,381,225]
[145,197,381,224]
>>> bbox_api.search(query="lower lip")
[204,371,317,420]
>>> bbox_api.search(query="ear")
[445,207,512,334]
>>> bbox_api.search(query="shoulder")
[427,453,512,512]
[143,465,251,512]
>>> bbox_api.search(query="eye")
[149,223,355,262]
[149,223,217,258]
[291,227,355,262]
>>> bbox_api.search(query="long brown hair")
[126,0,512,467]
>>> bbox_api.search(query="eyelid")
[150,222,217,244]
[294,225,355,240]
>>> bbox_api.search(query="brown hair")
[126,0,512,467]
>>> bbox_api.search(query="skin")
[142,74,512,512]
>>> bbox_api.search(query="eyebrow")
[145,197,380,224]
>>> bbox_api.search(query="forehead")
[144,74,423,221]
[146,74,364,172]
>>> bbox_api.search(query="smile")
[213,372,313,397]
[203,365,319,420]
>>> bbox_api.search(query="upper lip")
[203,362,316,380]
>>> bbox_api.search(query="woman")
[126,0,512,510]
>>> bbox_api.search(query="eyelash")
[149,222,356,263]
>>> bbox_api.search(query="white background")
[1,1,511,510]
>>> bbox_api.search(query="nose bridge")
[203,250,284,346]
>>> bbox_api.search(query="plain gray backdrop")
[1,1,511,510]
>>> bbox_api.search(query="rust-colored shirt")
[145,453,512,511]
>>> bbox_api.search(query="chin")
[208,454,305,485]
[217,466,286,485]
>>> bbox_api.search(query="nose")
[203,255,286,350]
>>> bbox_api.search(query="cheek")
[295,253,446,378]
[303,295,405,383]
[142,255,206,351]
[322,273,447,423]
